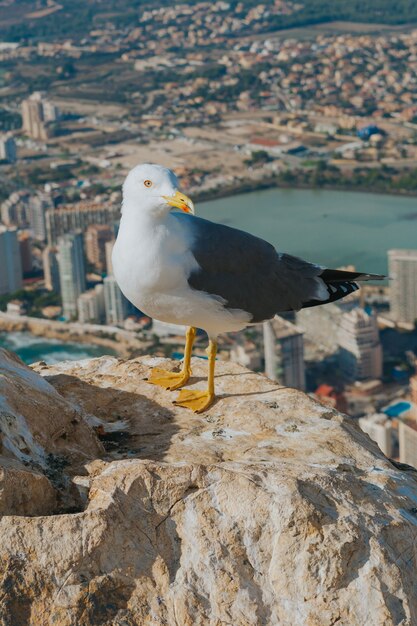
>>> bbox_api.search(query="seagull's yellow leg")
[147,326,196,391]
[174,339,217,413]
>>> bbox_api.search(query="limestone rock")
[0,353,416,625]
[0,348,103,513]
[0,461,56,516]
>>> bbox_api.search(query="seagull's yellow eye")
[144,180,153,188]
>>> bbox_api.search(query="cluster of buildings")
[0,188,132,327]
[1,20,417,215]
[0,91,59,165]
[122,21,417,125]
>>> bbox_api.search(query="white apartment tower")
[30,193,53,241]
[388,249,417,325]
[42,246,60,292]
[263,317,305,390]
[58,232,86,319]
[0,227,23,295]
[77,284,105,324]
[103,275,129,326]
[338,308,382,382]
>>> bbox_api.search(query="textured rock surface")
[0,351,417,625]
[0,349,103,513]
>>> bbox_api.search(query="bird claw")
[146,367,190,391]
[173,389,215,413]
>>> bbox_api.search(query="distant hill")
[1,0,416,42]
[277,0,417,28]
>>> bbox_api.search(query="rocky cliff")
[0,348,417,625]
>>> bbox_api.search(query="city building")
[85,225,114,270]
[314,384,348,414]
[0,227,23,295]
[296,302,343,354]
[6,300,26,316]
[103,275,129,326]
[388,249,417,326]
[42,246,60,292]
[105,239,115,275]
[263,316,305,390]
[29,193,53,241]
[410,374,417,420]
[359,413,393,457]
[338,308,383,382]
[21,92,59,140]
[57,232,86,319]
[399,419,417,468]
[411,374,417,405]
[77,284,105,324]
[1,190,31,227]
[230,340,262,371]
[0,134,17,162]
[18,232,33,274]
[46,202,120,245]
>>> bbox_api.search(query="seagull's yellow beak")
[163,190,195,214]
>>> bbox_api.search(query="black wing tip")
[320,268,386,282]
[355,273,386,281]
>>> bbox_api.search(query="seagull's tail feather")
[301,268,386,309]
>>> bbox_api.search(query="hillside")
[1,0,416,42]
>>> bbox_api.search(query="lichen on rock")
[0,350,416,625]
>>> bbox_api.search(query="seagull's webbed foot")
[147,367,190,391]
[173,389,215,413]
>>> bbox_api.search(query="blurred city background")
[1,0,417,467]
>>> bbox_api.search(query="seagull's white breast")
[112,211,250,337]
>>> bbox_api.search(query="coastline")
[0,313,153,359]
[194,178,417,204]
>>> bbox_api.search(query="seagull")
[112,163,384,413]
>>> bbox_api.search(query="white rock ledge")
[0,350,416,625]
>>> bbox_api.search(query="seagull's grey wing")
[175,214,332,322]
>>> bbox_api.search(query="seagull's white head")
[122,163,194,219]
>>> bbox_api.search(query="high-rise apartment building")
[85,225,114,270]
[399,419,417,468]
[29,193,53,241]
[103,275,129,326]
[77,284,105,324]
[18,232,33,275]
[338,308,382,382]
[46,202,120,245]
[43,246,60,292]
[21,92,60,141]
[0,227,23,295]
[105,239,115,275]
[57,232,86,319]
[388,249,417,325]
[0,135,17,162]
[263,316,305,390]
[359,414,393,457]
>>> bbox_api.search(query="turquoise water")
[0,332,115,365]
[199,188,417,275]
